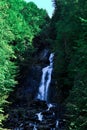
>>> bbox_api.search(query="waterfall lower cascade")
[37,53,54,101]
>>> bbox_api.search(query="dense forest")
[0,0,87,130]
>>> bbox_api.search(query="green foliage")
[0,1,15,126]
[51,0,87,129]
[0,0,87,130]
[0,0,49,128]
[21,2,49,35]
[65,19,87,130]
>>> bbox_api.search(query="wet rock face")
[5,100,63,130]
[29,100,48,109]
[14,49,51,106]
[23,66,42,98]
[38,49,50,64]
[11,49,55,105]
[13,65,42,106]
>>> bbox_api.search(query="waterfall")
[37,53,54,101]
[31,52,59,130]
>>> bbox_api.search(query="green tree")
[21,2,49,36]
[0,0,49,128]
[0,0,17,127]
[51,0,87,129]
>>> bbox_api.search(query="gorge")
[4,50,65,130]
[1,0,87,130]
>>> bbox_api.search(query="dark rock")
[28,115,38,122]
[39,49,50,64]
[29,99,48,110]
[42,111,55,120]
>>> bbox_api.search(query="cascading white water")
[33,125,37,130]
[56,120,59,127]
[37,53,54,101]
[47,103,54,111]
[36,112,43,121]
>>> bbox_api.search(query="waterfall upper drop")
[37,53,54,101]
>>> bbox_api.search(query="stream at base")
[13,99,60,130]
